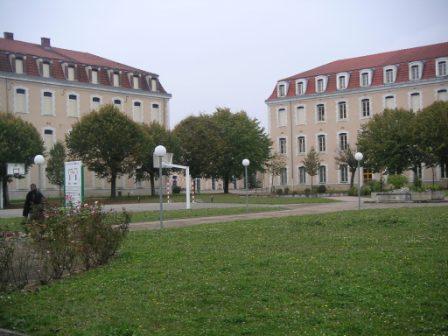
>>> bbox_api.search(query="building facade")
[266,42,448,190]
[0,32,171,198]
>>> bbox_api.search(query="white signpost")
[64,161,84,207]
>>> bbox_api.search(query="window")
[441,162,448,179]
[336,73,349,90]
[338,101,347,120]
[437,89,448,101]
[360,69,373,87]
[91,70,98,84]
[133,76,139,89]
[410,92,421,112]
[113,72,120,87]
[15,58,24,74]
[384,66,397,84]
[42,63,50,78]
[43,129,55,150]
[296,80,307,95]
[280,168,287,186]
[299,166,306,184]
[67,66,75,81]
[317,134,326,152]
[361,98,370,117]
[384,95,396,109]
[152,103,162,124]
[278,83,286,97]
[296,106,305,124]
[297,136,306,154]
[133,101,143,122]
[315,75,327,93]
[277,108,287,127]
[340,165,348,183]
[212,177,216,190]
[339,132,348,150]
[415,164,422,180]
[363,169,373,183]
[361,72,369,86]
[14,88,27,113]
[338,76,346,90]
[436,58,447,77]
[67,93,79,117]
[42,91,54,115]
[316,104,325,122]
[410,64,420,80]
[113,98,122,111]
[279,138,287,154]
[91,96,101,110]
[318,166,326,184]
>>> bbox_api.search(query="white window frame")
[315,75,328,93]
[359,97,372,119]
[316,133,327,153]
[318,165,327,185]
[41,89,56,116]
[336,72,350,90]
[298,166,306,185]
[337,131,349,151]
[279,137,287,154]
[279,167,288,186]
[132,100,143,122]
[66,92,80,117]
[435,87,448,102]
[90,95,102,111]
[15,58,24,74]
[13,86,29,114]
[67,66,75,81]
[336,100,348,121]
[113,72,120,87]
[409,61,423,81]
[91,69,99,84]
[151,103,163,124]
[295,105,306,125]
[383,94,397,110]
[339,164,349,184]
[408,91,422,112]
[42,126,56,151]
[297,135,306,155]
[383,65,397,84]
[435,57,448,77]
[133,75,140,89]
[277,107,287,127]
[42,62,50,78]
[295,79,307,95]
[316,103,326,123]
[359,69,373,87]
[112,97,124,111]
[277,81,289,97]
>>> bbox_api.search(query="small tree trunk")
[271,174,274,193]
[223,175,229,194]
[432,167,435,186]
[309,174,313,192]
[350,168,356,188]
[150,172,155,196]
[2,177,9,207]
[110,172,117,198]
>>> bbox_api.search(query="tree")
[334,145,358,188]
[265,153,286,192]
[302,147,320,190]
[133,122,174,196]
[357,109,422,176]
[66,105,143,198]
[0,112,44,206]
[45,141,66,196]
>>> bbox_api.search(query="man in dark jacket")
[23,184,45,218]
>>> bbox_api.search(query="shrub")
[276,189,283,196]
[172,185,181,194]
[361,185,371,195]
[424,184,442,191]
[317,185,327,193]
[367,180,383,192]
[284,187,290,195]
[304,188,311,196]
[388,174,408,189]
[348,186,357,196]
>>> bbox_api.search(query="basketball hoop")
[7,163,25,177]
[153,152,173,168]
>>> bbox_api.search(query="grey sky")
[1,0,447,130]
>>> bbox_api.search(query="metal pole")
[186,167,191,210]
[245,166,248,213]
[358,160,361,210]
[159,157,163,229]
[0,177,3,209]
[38,164,42,191]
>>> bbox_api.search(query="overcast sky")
[0,0,447,129]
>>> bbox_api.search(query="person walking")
[23,183,45,218]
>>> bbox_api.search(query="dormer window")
[277,82,288,97]
[113,72,120,87]
[336,72,349,90]
[67,66,75,81]
[15,58,24,74]
[91,69,98,84]
[295,79,307,95]
[383,65,397,84]
[409,61,423,81]
[42,63,50,78]
[359,69,373,87]
[315,76,327,93]
[436,57,447,77]
[133,75,139,89]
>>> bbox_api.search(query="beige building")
[0,32,171,198]
[266,42,448,190]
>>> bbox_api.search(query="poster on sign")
[64,161,84,207]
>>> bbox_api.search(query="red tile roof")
[0,35,169,94]
[267,42,448,101]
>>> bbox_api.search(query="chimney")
[41,37,51,48]
[3,32,14,40]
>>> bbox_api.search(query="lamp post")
[242,159,250,213]
[154,145,166,229]
[34,154,45,191]
[354,152,363,210]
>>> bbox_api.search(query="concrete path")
[129,197,448,231]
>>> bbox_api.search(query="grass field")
[1,206,447,335]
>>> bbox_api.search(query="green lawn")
[194,193,336,204]
[0,217,24,232]
[1,207,447,335]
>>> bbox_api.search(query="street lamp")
[154,145,166,229]
[354,152,363,210]
[242,159,250,213]
[34,154,45,191]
